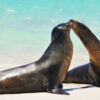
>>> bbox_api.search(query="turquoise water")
[0,0,100,55]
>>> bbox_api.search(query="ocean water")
[0,0,100,56]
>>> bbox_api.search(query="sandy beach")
[0,51,99,100]
[0,83,100,100]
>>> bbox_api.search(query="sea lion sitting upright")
[64,19,100,86]
[0,23,73,94]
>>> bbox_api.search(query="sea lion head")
[51,22,71,41]
[57,22,70,32]
[69,19,89,34]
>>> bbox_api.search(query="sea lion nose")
[70,19,75,22]
[69,19,77,28]
[69,19,74,26]
[69,19,77,26]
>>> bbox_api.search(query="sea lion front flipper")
[58,83,63,88]
[47,82,63,94]
[47,82,67,94]
[47,84,68,94]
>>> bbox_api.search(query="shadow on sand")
[63,85,96,95]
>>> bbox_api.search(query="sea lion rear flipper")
[63,63,94,84]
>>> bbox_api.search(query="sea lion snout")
[70,19,75,22]
[57,22,70,32]
[69,19,77,29]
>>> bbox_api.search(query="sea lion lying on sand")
[0,22,73,94]
[64,19,100,86]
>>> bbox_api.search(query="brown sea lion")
[0,23,73,94]
[64,19,100,86]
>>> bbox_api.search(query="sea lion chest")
[58,40,73,83]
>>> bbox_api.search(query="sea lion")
[63,19,100,86]
[0,23,73,94]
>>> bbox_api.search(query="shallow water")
[0,0,100,55]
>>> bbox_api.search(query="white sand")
[0,52,100,100]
